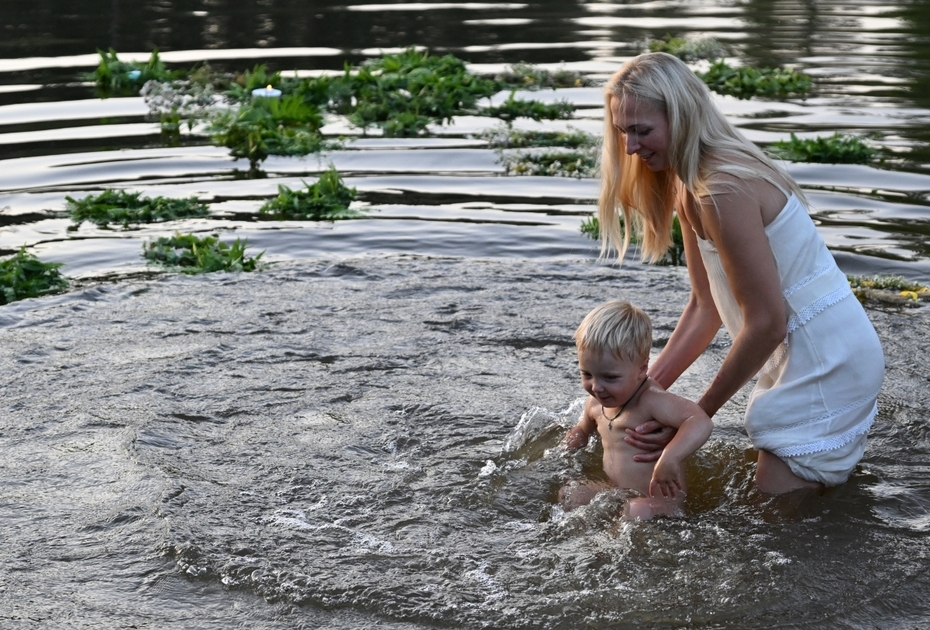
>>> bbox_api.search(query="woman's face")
[610,95,670,172]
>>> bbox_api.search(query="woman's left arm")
[696,178,787,417]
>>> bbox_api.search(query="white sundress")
[696,192,885,486]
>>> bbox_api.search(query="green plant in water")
[847,274,930,303]
[580,214,685,266]
[767,133,876,164]
[141,79,217,136]
[481,92,575,122]
[66,189,210,229]
[260,168,362,220]
[698,61,812,99]
[0,247,69,305]
[342,48,501,137]
[225,64,284,103]
[143,233,264,274]
[647,34,727,61]
[478,125,598,150]
[501,149,598,178]
[208,94,332,170]
[495,63,598,89]
[89,48,178,97]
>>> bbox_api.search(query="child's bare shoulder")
[635,378,705,427]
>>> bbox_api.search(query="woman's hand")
[624,422,676,462]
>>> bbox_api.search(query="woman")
[602,53,884,494]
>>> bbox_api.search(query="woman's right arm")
[648,209,722,390]
[626,207,721,460]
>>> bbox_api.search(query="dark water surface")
[2,1,930,628]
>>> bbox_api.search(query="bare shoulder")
[702,171,789,227]
[637,378,705,428]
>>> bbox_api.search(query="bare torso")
[588,388,688,499]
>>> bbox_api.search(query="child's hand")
[563,426,589,450]
[649,456,685,499]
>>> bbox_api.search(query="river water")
[2,1,930,628]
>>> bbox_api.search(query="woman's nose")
[625,134,638,155]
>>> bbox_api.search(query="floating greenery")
[501,149,597,178]
[207,94,335,170]
[89,49,180,97]
[698,61,812,99]
[338,48,501,137]
[141,79,217,135]
[66,189,211,229]
[259,168,362,220]
[478,125,598,150]
[580,214,685,266]
[0,247,69,305]
[143,234,264,274]
[225,64,284,103]
[481,92,575,122]
[647,34,728,61]
[495,63,598,89]
[120,47,590,167]
[767,132,877,164]
[848,274,930,303]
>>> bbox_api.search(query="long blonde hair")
[599,52,804,263]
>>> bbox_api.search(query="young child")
[562,299,713,519]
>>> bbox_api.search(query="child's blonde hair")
[599,52,805,263]
[575,300,652,363]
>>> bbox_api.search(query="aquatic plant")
[698,61,812,99]
[225,64,284,103]
[207,94,332,170]
[848,274,930,303]
[580,214,685,266]
[501,149,597,178]
[259,168,362,220]
[767,133,877,164]
[90,49,179,97]
[66,190,211,229]
[140,79,217,135]
[481,92,575,122]
[647,34,728,61]
[341,48,501,136]
[478,125,598,150]
[143,234,264,274]
[0,247,69,305]
[495,63,598,89]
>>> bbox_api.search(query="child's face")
[577,347,647,410]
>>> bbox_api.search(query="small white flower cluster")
[140,79,218,121]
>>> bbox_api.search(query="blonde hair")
[599,52,805,262]
[575,300,652,363]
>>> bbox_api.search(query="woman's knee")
[755,450,823,495]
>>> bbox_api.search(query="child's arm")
[642,389,713,499]
[563,397,598,450]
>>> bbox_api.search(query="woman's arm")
[695,177,786,417]
[648,208,722,390]
[626,205,721,460]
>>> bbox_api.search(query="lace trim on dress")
[770,400,878,459]
[783,264,832,299]
[751,393,876,438]
[786,285,852,335]
[761,271,849,376]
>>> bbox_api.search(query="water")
[2,1,930,628]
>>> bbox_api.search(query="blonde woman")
[603,53,884,494]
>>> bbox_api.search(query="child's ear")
[638,358,649,377]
